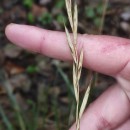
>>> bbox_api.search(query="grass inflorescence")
[64,0,92,130]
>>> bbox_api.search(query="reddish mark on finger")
[101,42,129,54]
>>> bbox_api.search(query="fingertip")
[5,23,20,40]
[4,24,44,53]
[5,23,17,32]
[5,23,13,37]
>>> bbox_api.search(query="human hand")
[5,24,130,130]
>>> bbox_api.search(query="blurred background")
[0,0,130,130]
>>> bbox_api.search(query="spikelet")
[64,0,92,130]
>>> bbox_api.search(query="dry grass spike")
[64,0,92,130]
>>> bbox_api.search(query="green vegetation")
[38,12,53,25]
[55,0,65,9]
[27,12,35,24]
[0,8,3,14]
[26,65,38,74]
[23,0,34,9]
[85,2,105,27]
[56,13,67,25]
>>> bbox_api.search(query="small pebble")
[120,22,130,32]
[121,11,130,21]
[4,44,23,58]
[3,0,18,9]
[39,0,52,5]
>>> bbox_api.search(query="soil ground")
[0,0,130,130]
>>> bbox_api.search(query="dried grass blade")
[76,115,80,130]
[73,63,78,101]
[78,49,83,70]
[79,79,92,119]
[73,1,78,45]
[64,26,77,63]
[65,0,73,30]
[78,49,83,81]
[76,94,80,130]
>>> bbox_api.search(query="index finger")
[5,24,130,76]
